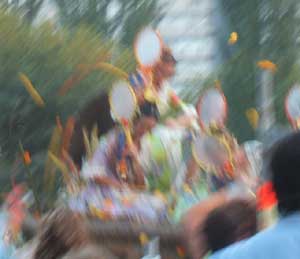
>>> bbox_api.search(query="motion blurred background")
[0,0,298,209]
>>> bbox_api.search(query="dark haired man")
[208,132,300,259]
[203,200,257,253]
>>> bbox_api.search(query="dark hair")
[161,48,177,64]
[138,101,159,120]
[270,132,300,215]
[203,200,257,252]
[69,92,115,168]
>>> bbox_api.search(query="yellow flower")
[144,87,157,103]
[257,60,277,73]
[246,108,259,129]
[228,32,238,45]
[139,232,149,245]
[89,206,109,220]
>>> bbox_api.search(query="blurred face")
[153,51,176,88]
[134,117,157,139]
[159,60,176,79]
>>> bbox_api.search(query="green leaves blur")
[183,0,300,142]
[53,0,164,47]
[0,9,134,163]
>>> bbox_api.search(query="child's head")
[203,199,257,252]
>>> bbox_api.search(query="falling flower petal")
[257,60,277,73]
[19,73,45,107]
[228,32,238,45]
[23,151,31,166]
[246,108,260,129]
[139,232,149,245]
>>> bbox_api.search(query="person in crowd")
[70,44,198,169]
[69,47,178,169]
[81,106,159,189]
[203,200,257,255]
[185,132,300,259]
[182,190,230,259]
[207,132,300,258]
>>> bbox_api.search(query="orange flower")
[257,60,277,73]
[176,246,186,257]
[170,92,181,107]
[223,160,234,177]
[118,159,127,172]
[120,118,129,127]
[23,151,31,165]
[257,181,277,211]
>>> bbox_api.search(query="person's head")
[133,102,159,140]
[152,47,176,87]
[34,207,90,259]
[203,199,257,252]
[270,132,300,215]
[133,116,157,140]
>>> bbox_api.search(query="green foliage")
[118,0,165,46]
[52,0,164,46]
[184,0,299,142]
[0,0,45,23]
[0,9,135,208]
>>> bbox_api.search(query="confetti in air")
[257,60,277,73]
[19,73,45,107]
[246,108,260,129]
[228,32,238,45]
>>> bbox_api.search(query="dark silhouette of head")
[203,199,257,252]
[270,132,300,215]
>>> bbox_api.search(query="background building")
[157,0,223,91]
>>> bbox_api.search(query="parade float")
[2,27,269,259]
[63,26,263,256]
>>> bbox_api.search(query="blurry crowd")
[1,24,300,258]
[0,131,297,258]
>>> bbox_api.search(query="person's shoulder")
[209,239,249,259]
[209,226,281,259]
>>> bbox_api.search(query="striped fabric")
[128,70,147,90]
